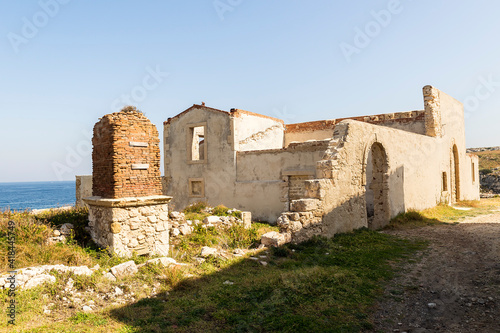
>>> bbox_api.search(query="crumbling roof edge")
[230,109,284,124]
[164,104,230,125]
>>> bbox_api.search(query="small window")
[189,178,205,197]
[442,172,448,191]
[472,162,475,183]
[188,124,207,162]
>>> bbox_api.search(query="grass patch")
[109,229,425,332]
[172,222,276,263]
[475,149,500,171]
[385,210,443,230]
[385,197,500,229]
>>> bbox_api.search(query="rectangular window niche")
[187,123,207,163]
[189,178,205,198]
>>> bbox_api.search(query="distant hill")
[467,147,500,194]
[468,149,500,171]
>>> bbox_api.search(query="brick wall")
[92,109,162,198]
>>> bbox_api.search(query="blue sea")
[0,181,75,211]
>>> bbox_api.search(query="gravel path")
[370,213,500,333]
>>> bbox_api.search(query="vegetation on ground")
[183,202,242,222]
[5,198,500,332]
[386,197,500,230]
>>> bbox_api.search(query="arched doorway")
[365,142,390,229]
[451,145,460,203]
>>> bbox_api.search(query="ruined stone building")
[163,85,480,241]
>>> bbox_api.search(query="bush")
[481,168,493,175]
[183,202,208,214]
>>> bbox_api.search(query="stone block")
[147,257,177,267]
[200,246,218,257]
[110,261,138,279]
[156,222,166,232]
[290,199,320,212]
[23,274,56,290]
[179,225,193,235]
[203,216,221,224]
[110,222,121,234]
[260,231,291,247]
[169,211,185,221]
[60,223,74,235]
[241,211,252,229]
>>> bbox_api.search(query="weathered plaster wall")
[280,86,478,242]
[164,106,237,211]
[284,111,425,147]
[75,175,92,207]
[232,109,284,151]
[234,141,328,221]
[284,120,336,147]
[462,153,481,200]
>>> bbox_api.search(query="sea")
[0,181,75,211]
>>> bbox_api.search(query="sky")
[1,0,500,182]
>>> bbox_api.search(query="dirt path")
[370,213,500,333]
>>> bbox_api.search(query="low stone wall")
[85,196,171,257]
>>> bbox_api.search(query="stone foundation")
[84,195,171,257]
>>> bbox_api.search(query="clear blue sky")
[1,0,500,182]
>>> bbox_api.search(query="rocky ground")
[370,212,500,332]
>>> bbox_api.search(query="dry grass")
[475,150,500,171]
[386,197,500,229]
[0,210,95,273]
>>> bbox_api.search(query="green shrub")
[183,202,208,214]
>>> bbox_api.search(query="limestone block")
[147,257,177,267]
[130,222,140,230]
[260,231,291,247]
[139,207,153,216]
[110,222,121,234]
[203,216,221,224]
[128,238,139,248]
[154,243,170,257]
[241,211,252,229]
[171,228,180,237]
[200,246,218,257]
[159,212,169,221]
[156,222,167,232]
[23,274,56,290]
[110,261,138,279]
[277,214,290,229]
[148,215,157,223]
[157,231,169,243]
[290,199,320,212]
[291,221,303,232]
[112,209,129,222]
[179,225,193,235]
[169,211,185,221]
[60,223,74,235]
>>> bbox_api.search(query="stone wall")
[86,197,169,257]
[92,108,162,198]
